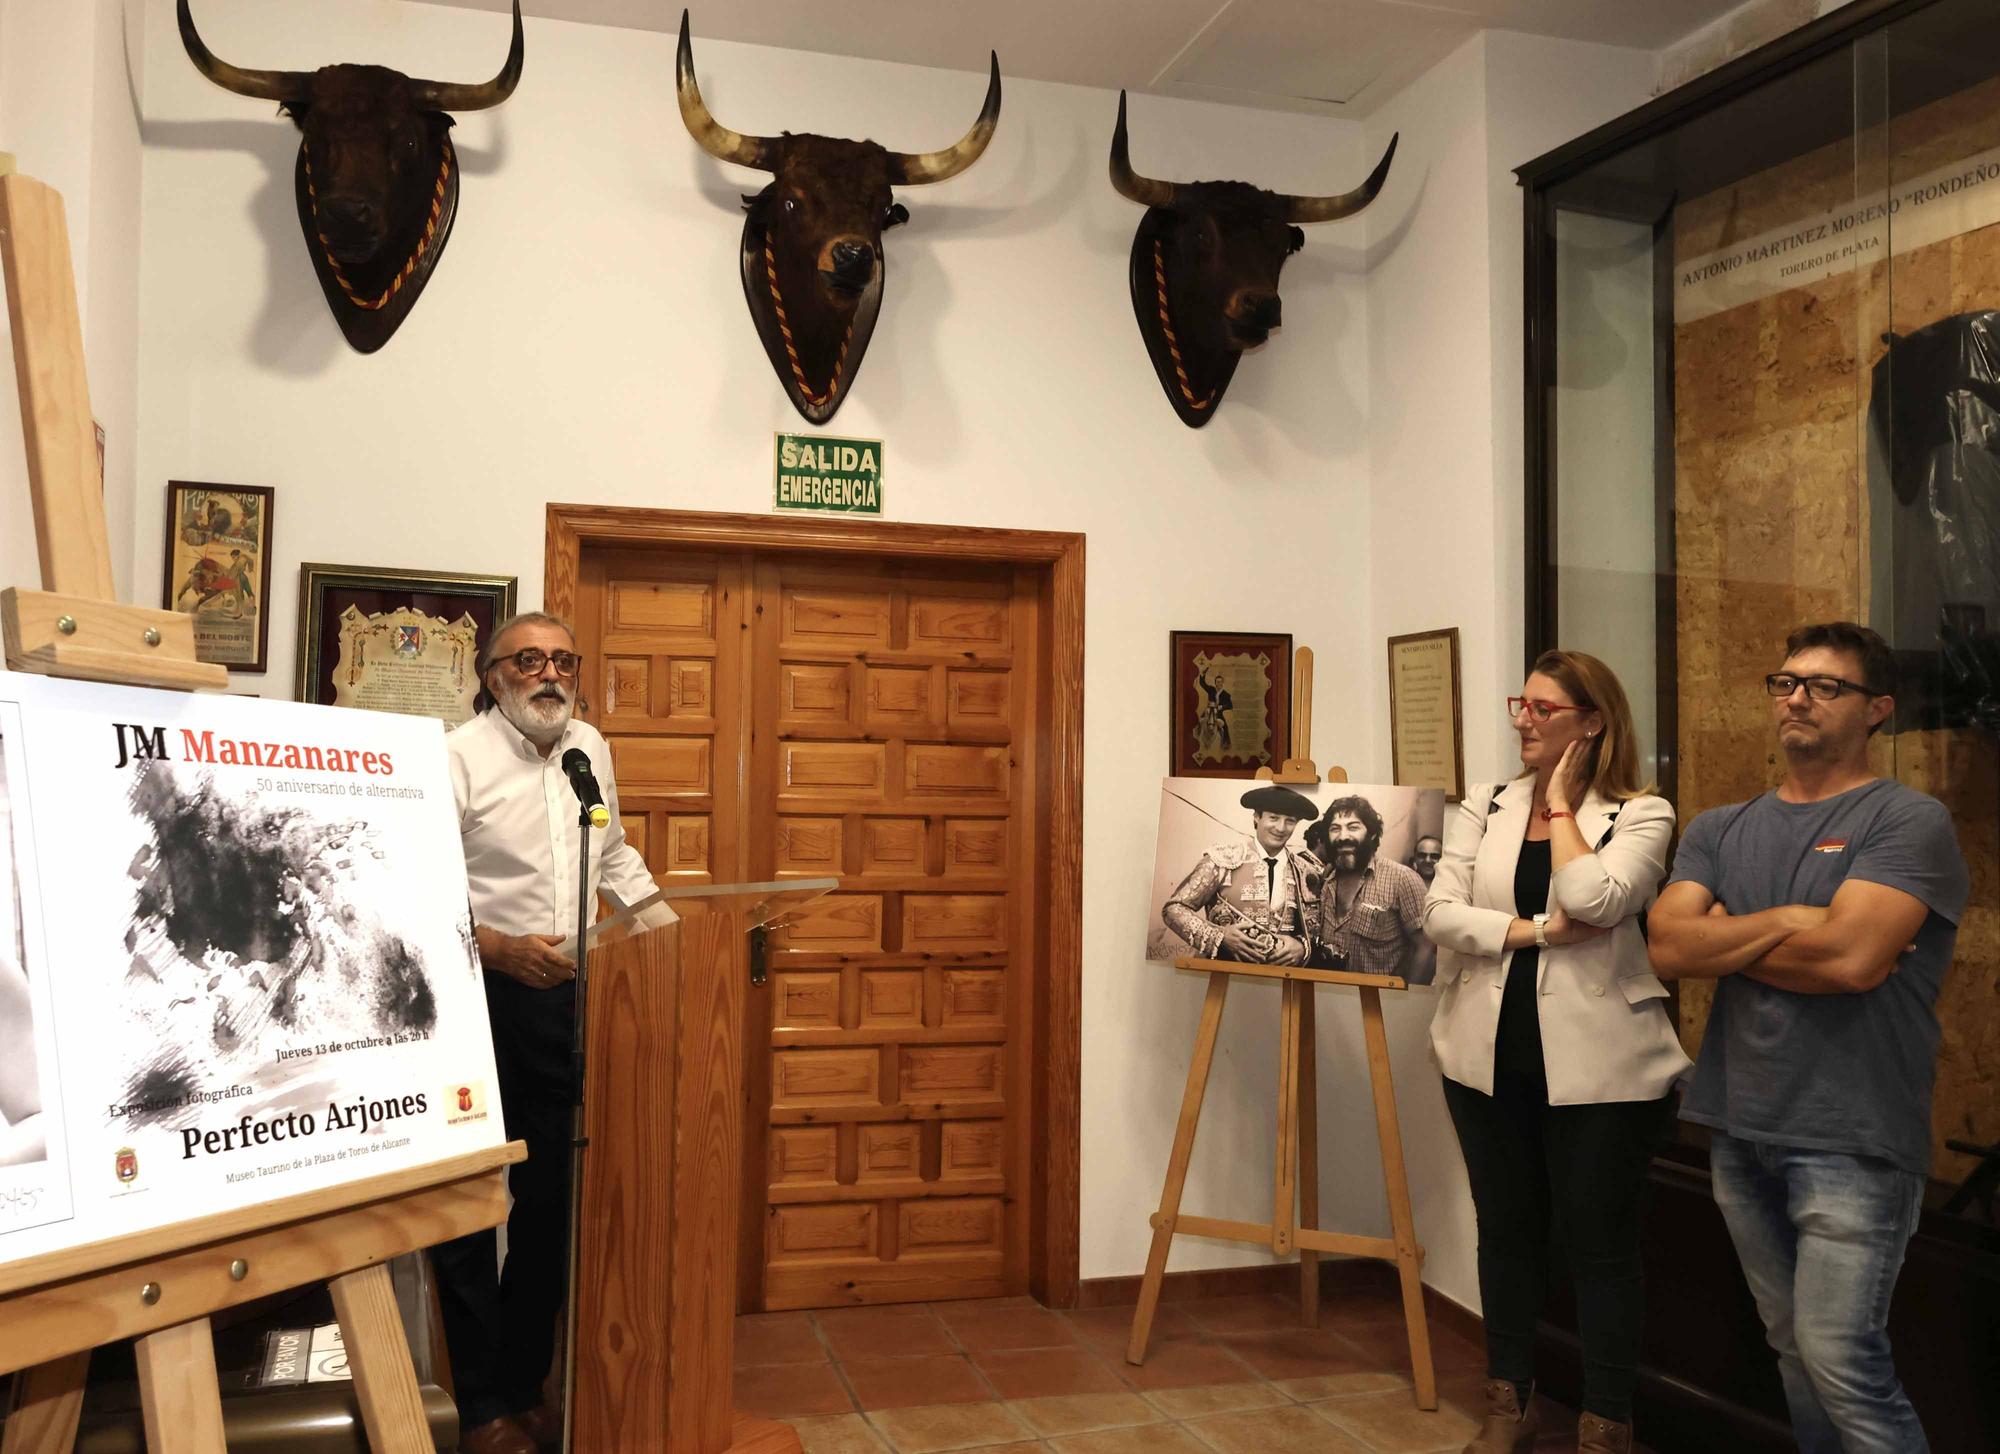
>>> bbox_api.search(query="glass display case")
[1520,5,1998,1443]
[1523,0,1997,1196]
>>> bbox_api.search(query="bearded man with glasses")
[428,611,664,1454]
[1649,621,1967,1454]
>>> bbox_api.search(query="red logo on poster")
[456,1086,473,1113]
[114,1147,138,1184]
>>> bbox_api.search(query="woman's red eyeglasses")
[1508,696,1589,723]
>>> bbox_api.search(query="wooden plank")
[573,922,679,1454]
[0,1143,522,1301]
[0,174,113,598]
[668,908,749,1452]
[1361,986,1437,1411]
[134,1319,225,1454]
[0,1165,511,1373]
[329,1263,432,1454]
[1272,980,1299,1256]
[1172,956,1406,991]
[0,589,225,690]
[0,1352,88,1454]
[1296,985,1321,1327]
[1126,972,1229,1364]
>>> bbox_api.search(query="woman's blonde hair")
[1525,649,1653,801]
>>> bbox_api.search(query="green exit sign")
[774,433,883,515]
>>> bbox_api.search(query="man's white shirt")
[449,708,661,940]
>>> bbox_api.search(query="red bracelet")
[1541,809,1574,822]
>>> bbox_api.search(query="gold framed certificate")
[295,564,516,727]
[1387,627,1465,802]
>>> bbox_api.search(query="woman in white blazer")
[1424,650,1688,1454]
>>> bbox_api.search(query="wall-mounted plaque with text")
[1387,628,1465,802]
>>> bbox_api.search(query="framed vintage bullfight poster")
[0,671,505,1267]
[162,480,275,673]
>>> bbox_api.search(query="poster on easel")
[0,671,504,1267]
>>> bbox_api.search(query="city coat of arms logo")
[115,1147,139,1184]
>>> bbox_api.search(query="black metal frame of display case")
[1512,3,1999,1450]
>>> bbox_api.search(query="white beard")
[498,682,573,747]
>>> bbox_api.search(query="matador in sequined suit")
[1161,784,1321,965]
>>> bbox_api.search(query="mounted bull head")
[1110,93,1396,427]
[178,0,523,353]
[677,11,1000,424]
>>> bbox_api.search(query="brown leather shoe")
[460,1416,537,1454]
[516,1404,563,1453]
[1577,1412,1634,1453]
[1462,1379,1539,1454]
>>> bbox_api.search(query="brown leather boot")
[1577,1412,1634,1453]
[1462,1379,1539,1454]
[515,1404,562,1454]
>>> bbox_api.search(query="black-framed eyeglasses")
[1764,672,1878,702]
[1507,696,1590,723]
[502,648,583,678]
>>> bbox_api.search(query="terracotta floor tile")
[971,1347,1126,1400]
[1184,1403,1372,1453]
[734,1361,856,1418]
[843,1355,995,1411]
[1177,1293,1305,1336]
[1272,1370,1411,1401]
[1004,1392,1161,1436]
[737,1311,828,1365]
[1137,1380,1287,1420]
[1062,1304,1200,1355]
[819,1305,958,1361]
[866,1401,1036,1453]
[785,1412,891,1453]
[936,1302,1080,1352]
[1044,1426,1215,1454]
[1215,1326,1388,1382]
[1313,1387,1481,1451]
[1112,1337,1257,1392]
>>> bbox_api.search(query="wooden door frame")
[546,505,1085,1309]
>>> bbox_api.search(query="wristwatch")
[1532,913,1550,949]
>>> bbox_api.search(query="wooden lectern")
[571,880,833,1454]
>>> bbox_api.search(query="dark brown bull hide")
[1111,93,1396,427]
[178,0,522,353]
[677,11,999,424]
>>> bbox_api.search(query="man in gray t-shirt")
[1650,623,1967,1454]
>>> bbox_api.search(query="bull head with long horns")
[677,11,1000,424]
[178,0,523,353]
[1110,93,1396,427]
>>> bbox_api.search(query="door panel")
[576,545,1037,1311]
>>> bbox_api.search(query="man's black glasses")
[504,648,583,678]
[1764,672,1878,701]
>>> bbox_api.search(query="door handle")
[748,924,769,987]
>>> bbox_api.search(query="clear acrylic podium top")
[568,876,838,956]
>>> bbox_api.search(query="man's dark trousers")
[429,974,574,1429]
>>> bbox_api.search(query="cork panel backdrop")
[1672,72,2000,1183]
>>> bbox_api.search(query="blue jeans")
[1708,1132,1928,1454]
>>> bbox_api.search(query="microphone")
[561,747,611,828]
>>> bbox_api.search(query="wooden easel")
[1127,646,1437,1410]
[0,165,525,1454]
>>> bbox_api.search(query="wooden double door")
[574,546,1042,1311]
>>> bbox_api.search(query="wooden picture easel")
[0,166,525,1454]
[1127,646,1438,1410]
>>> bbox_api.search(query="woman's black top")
[1495,836,1552,1081]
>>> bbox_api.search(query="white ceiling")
[414,0,1750,115]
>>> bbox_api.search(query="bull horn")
[177,0,308,105]
[676,10,777,171]
[409,0,525,112]
[1108,91,1176,208]
[1279,132,1398,224]
[885,52,1001,186]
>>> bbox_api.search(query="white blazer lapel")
[1478,777,1532,915]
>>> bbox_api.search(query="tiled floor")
[735,1286,1654,1453]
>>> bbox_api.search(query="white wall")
[132,0,1388,1287]
[1362,31,1655,1309]
[0,0,145,598]
[1,0,1662,1308]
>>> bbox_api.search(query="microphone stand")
[559,799,592,1454]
